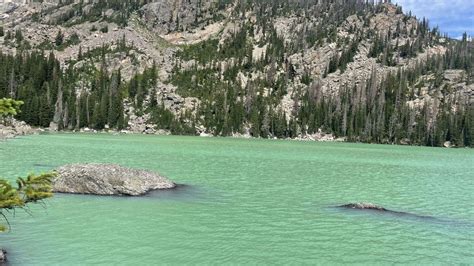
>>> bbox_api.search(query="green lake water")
[0,134,473,265]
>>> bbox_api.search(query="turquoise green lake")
[1,134,473,265]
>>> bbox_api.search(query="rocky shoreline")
[229,131,346,142]
[78,129,347,143]
[0,119,38,141]
[2,120,465,148]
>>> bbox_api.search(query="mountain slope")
[0,0,472,147]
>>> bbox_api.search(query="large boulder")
[53,164,176,196]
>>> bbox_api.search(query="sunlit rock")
[53,164,176,196]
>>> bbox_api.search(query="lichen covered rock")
[53,164,176,196]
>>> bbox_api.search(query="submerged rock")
[339,202,388,211]
[337,202,447,223]
[53,164,176,196]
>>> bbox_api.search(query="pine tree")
[0,172,54,232]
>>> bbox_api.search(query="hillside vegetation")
[0,0,472,147]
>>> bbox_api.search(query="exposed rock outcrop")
[140,0,221,35]
[53,164,176,196]
[0,119,37,140]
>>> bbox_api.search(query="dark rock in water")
[338,202,441,222]
[0,249,6,263]
[337,203,473,227]
[339,202,388,211]
[53,164,176,196]
[33,163,56,168]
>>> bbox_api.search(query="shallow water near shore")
[0,133,473,264]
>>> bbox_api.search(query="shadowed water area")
[0,134,473,264]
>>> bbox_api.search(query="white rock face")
[54,164,176,196]
[140,0,220,35]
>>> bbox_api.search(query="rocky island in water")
[53,164,177,196]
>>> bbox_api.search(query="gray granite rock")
[0,119,37,140]
[53,164,176,196]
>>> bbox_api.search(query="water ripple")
[0,134,472,265]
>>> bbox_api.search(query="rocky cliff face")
[140,0,223,35]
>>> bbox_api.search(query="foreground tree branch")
[0,172,55,232]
